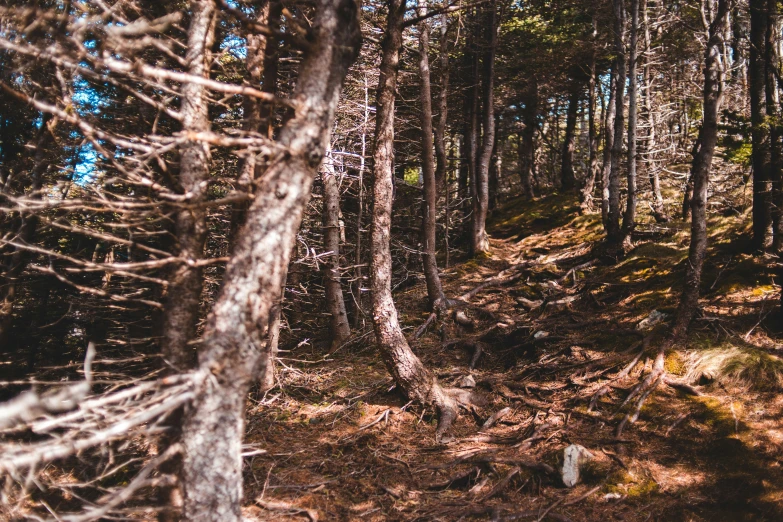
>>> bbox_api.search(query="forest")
[0,0,782,520]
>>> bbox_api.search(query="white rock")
[636,309,668,331]
[533,330,549,339]
[561,444,594,488]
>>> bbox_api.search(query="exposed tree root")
[459,263,531,301]
[662,376,703,396]
[414,312,438,339]
[615,345,666,437]
[587,336,651,411]
[478,466,520,501]
[481,406,512,431]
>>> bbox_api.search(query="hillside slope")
[243,193,783,522]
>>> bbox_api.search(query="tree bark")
[580,21,599,212]
[322,151,351,348]
[436,16,452,269]
[642,0,668,223]
[471,1,498,256]
[466,17,480,232]
[766,0,782,252]
[607,0,626,244]
[621,0,639,237]
[750,0,771,250]
[560,86,580,191]
[370,0,458,443]
[490,119,501,210]
[416,0,446,311]
[673,0,729,339]
[434,14,450,194]
[459,123,471,216]
[601,69,617,230]
[233,0,283,390]
[520,78,538,199]
[178,1,361,519]
[161,0,215,373]
[352,74,370,329]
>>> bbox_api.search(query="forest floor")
[242,191,783,522]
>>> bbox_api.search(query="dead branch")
[255,498,319,522]
[478,466,520,501]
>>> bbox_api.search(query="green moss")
[627,478,660,497]
[463,259,481,270]
[603,469,659,498]
[665,351,687,376]
[725,141,752,166]
[403,166,420,185]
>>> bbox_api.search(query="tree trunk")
[520,78,538,199]
[673,0,729,339]
[621,0,639,237]
[750,0,771,251]
[322,151,351,348]
[161,0,215,373]
[607,0,626,244]
[580,23,599,213]
[434,14,450,194]
[466,17,480,236]
[178,1,361,519]
[601,69,617,230]
[490,120,501,210]
[436,16,452,269]
[459,123,471,216]
[766,0,783,252]
[642,0,668,223]
[682,137,701,219]
[560,86,580,191]
[352,74,370,329]
[259,308,281,392]
[417,0,447,311]
[471,1,498,256]
[370,0,458,443]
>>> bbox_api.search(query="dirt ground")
[242,192,783,522]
